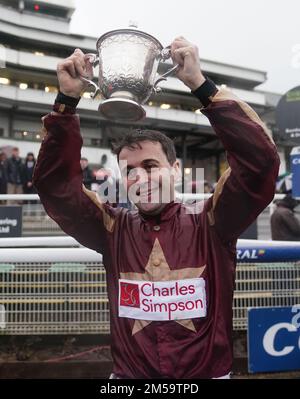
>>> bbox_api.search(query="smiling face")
[119,140,180,215]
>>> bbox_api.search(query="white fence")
[0,238,299,335]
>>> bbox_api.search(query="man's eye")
[128,169,138,178]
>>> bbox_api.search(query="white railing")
[0,236,80,248]
[0,247,102,263]
[0,193,289,239]
[0,194,40,201]
[1,235,299,249]
[0,192,286,204]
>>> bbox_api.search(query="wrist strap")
[55,91,80,107]
[192,78,218,108]
[53,91,80,114]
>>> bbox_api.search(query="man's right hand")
[57,48,93,98]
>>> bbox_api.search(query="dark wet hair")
[112,129,176,165]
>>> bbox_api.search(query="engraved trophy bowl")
[82,28,178,122]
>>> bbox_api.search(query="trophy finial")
[129,20,138,29]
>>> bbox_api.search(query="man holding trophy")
[33,34,279,379]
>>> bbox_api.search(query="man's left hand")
[170,37,206,91]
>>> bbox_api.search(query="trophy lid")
[96,28,164,51]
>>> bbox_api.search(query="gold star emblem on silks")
[120,238,206,335]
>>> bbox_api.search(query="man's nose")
[137,170,150,186]
[128,167,148,184]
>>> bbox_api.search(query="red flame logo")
[120,282,140,308]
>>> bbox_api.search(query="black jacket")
[0,160,7,193]
[23,160,37,194]
[82,166,94,190]
[4,156,24,185]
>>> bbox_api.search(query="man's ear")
[172,160,182,183]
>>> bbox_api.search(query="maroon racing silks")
[33,88,280,378]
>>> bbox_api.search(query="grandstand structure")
[0,0,287,182]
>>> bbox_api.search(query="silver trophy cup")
[82,28,178,122]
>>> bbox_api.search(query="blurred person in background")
[271,194,300,241]
[0,152,7,204]
[204,180,214,193]
[5,147,24,205]
[23,152,37,195]
[80,157,94,190]
[99,153,108,170]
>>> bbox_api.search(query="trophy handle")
[79,53,100,99]
[153,46,180,93]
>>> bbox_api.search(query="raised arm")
[33,49,119,254]
[171,37,280,243]
[201,88,279,242]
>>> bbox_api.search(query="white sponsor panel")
[119,278,206,321]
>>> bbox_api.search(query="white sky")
[70,0,300,94]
